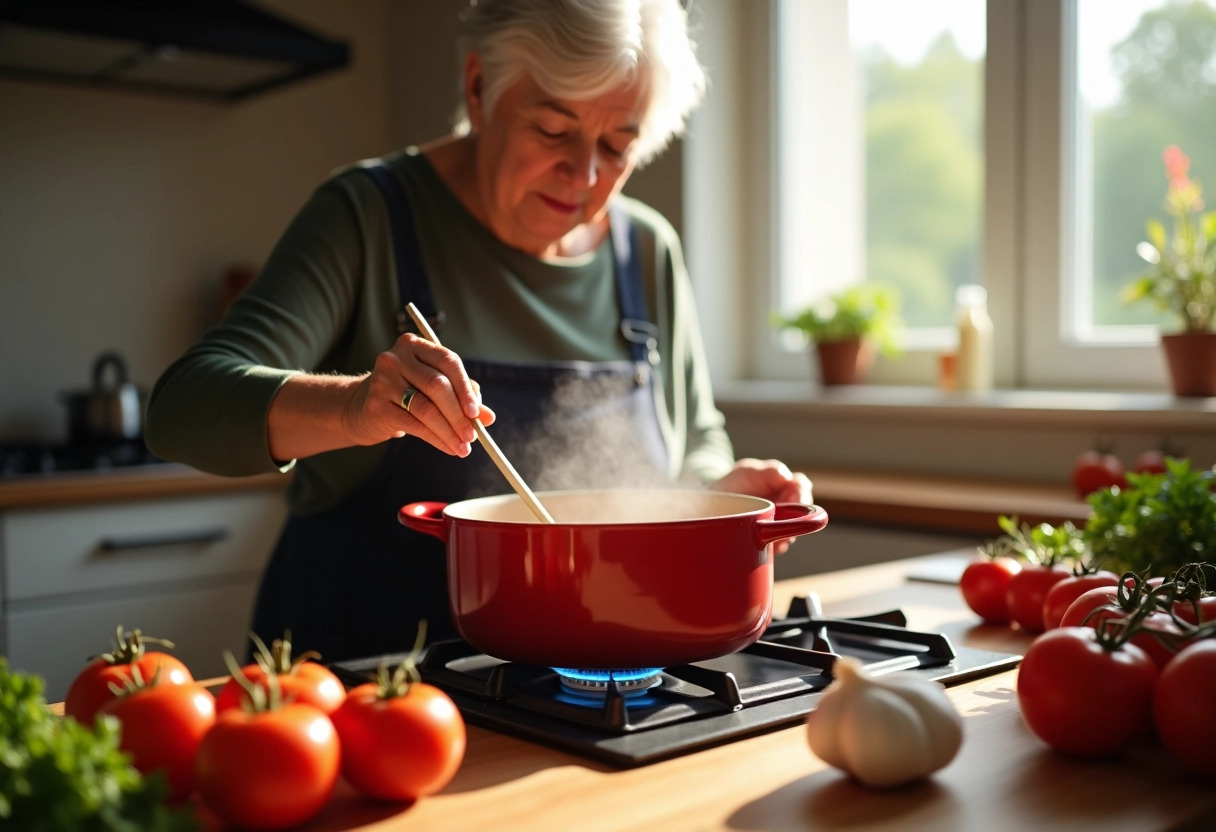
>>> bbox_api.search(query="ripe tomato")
[332,680,466,801]
[1016,627,1158,757]
[98,679,216,802]
[64,626,193,727]
[216,631,345,715]
[1060,587,1181,669]
[1168,563,1216,630]
[1006,565,1071,633]
[959,556,1023,624]
[195,701,340,830]
[1133,613,1186,668]
[1071,449,1126,498]
[1041,570,1120,630]
[216,661,345,715]
[1058,585,1122,628]
[1153,639,1216,782]
[1173,594,1216,628]
[1132,449,1170,475]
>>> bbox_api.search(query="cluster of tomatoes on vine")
[61,622,465,831]
[1017,565,1216,782]
[960,528,1216,782]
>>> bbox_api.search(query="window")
[775,0,986,345]
[1072,0,1216,338]
[1023,0,1216,387]
[687,0,1216,390]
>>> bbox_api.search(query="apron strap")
[609,204,660,367]
[361,160,442,334]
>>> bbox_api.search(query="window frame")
[1020,0,1166,388]
[684,0,1173,393]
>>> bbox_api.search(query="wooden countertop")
[55,550,1214,832]
[0,464,289,509]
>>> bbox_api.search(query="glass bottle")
[954,284,993,392]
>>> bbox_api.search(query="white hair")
[454,0,707,166]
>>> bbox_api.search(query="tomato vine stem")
[374,620,428,700]
[89,625,176,666]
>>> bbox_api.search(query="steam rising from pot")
[463,372,703,511]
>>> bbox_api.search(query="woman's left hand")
[710,458,814,554]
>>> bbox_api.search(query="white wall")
[0,0,393,441]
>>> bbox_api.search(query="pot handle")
[398,502,448,540]
[753,503,829,548]
[92,351,129,392]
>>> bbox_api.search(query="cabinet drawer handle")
[98,527,229,552]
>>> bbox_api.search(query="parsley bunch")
[0,659,197,832]
[1084,457,1216,576]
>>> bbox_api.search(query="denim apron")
[249,162,670,663]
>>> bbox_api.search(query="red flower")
[1163,145,1191,189]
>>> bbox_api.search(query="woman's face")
[466,56,646,258]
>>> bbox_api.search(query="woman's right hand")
[266,332,496,463]
[343,332,495,456]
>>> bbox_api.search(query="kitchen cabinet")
[1,471,286,701]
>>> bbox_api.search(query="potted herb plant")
[1123,145,1216,397]
[771,283,903,386]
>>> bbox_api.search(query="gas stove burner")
[552,667,664,694]
[330,597,1023,768]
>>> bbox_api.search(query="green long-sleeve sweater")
[146,148,734,515]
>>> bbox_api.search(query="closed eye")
[600,140,628,158]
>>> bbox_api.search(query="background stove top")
[331,596,1021,767]
[0,440,169,478]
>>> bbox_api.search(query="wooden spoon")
[405,303,556,524]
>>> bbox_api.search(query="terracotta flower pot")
[814,337,876,386]
[1160,332,1216,397]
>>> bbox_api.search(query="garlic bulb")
[805,656,963,788]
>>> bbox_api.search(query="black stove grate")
[330,595,1021,767]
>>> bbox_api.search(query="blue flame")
[552,667,663,684]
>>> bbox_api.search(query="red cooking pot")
[398,489,828,669]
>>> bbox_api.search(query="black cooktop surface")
[331,596,1021,767]
[0,440,170,478]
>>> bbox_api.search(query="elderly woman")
[146,0,811,662]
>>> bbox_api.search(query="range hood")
[0,0,350,102]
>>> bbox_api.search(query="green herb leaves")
[1084,457,1216,576]
[0,659,197,832]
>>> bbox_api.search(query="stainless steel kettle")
[60,352,144,445]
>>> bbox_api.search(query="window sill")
[712,381,1216,487]
[714,380,1215,431]
[804,467,1087,537]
